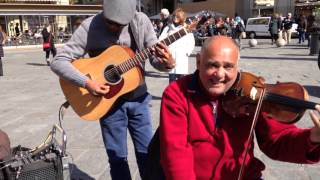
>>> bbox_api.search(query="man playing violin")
[159,36,320,180]
[50,0,175,179]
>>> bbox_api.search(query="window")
[247,18,269,25]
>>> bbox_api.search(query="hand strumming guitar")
[151,42,176,69]
[85,79,110,96]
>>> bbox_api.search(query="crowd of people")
[152,9,318,49]
[268,12,315,46]
[152,10,246,47]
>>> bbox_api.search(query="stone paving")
[0,38,319,180]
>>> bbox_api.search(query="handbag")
[43,42,51,49]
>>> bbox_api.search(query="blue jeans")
[99,93,152,180]
[298,30,305,43]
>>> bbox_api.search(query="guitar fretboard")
[115,28,188,74]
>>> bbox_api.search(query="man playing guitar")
[50,0,175,179]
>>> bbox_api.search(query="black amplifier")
[0,125,70,180]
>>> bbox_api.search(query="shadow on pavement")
[70,163,95,180]
[145,71,168,78]
[26,63,48,66]
[240,55,316,61]
[303,85,320,98]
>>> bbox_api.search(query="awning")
[0,3,102,16]
[149,10,225,20]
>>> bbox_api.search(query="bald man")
[159,36,320,180]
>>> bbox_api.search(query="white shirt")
[159,24,195,74]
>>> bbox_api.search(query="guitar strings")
[103,28,188,81]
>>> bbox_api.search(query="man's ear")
[196,53,201,69]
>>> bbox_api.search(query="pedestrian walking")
[42,26,56,66]
[269,13,281,45]
[282,13,294,45]
[297,14,307,44]
[0,25,6,76]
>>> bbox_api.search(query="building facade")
[0,0,102,46]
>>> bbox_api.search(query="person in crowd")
[159,8,195,83]
[15,23,20,37]
[282,12,294,45]
[159,8,170,35]
[50,0,175,179]
[215,16,226,35]
[297,14,307,44]
[41,26,56,66]
[0,25,6,76]
[206,16,215,37]
[159,36,320,180]
[230,17,237,39]
[234,14,245,47]
[224,16,232,37]
[269,13,281,45]
[58,27,65,43]
[306,14,315,47]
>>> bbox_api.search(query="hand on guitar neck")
[151,42,175,69]
[85,79,110,96]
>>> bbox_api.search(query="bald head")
[200,36,240,61]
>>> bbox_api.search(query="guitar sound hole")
[104,65,121,84]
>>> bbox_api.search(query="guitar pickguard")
[104,79,124,99]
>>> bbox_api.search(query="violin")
[222,71,318,124]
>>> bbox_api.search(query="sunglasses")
[105,18,127,28]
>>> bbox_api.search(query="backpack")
[142,128,165,180]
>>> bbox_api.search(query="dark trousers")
[270,33,279,44]
[45,48,57,59]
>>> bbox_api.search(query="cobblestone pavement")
[0,38,319,179]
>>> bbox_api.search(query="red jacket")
[160,71,320,180]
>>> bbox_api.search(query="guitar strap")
[129,21,142,52]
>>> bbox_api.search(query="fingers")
[309,108,320,128]
[85,79,110,96]
[93,84,110,96]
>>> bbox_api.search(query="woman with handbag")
[42,26,56,66]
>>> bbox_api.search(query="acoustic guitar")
[60,16,203,121]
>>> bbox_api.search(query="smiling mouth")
[209,79,225,85]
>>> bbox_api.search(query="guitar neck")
[264,92,317,110]
[116,28,188,74]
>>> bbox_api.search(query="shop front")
[0,3,102,46]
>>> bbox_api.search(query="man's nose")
[215,67,225,78]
